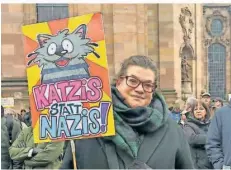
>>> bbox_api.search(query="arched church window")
[211,19,223,36]
[208,43,226,99]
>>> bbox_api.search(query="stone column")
[76,4,101,15]
[195,4,204,98]
[23,4,36,24]
[102,4,115,80]
[136,4,148,55]
[69,4,78,17]
[147,4,159,64]
[112,4,138,73]
[158,4,176,91]
[2,4,29,78]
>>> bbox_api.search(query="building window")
[37,4,69,23]
[211,19,223,36]
[208,43,226,99]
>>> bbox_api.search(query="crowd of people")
[1,55,231,169]
[169,92,224,125]
[169,93,227,169]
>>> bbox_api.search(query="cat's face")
[30,24,96,68]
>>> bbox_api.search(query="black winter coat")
[61,118,194,169]
[182,117,213,169]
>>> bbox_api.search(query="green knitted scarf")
[105,86,169,158]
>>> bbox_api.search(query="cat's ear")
[37,34,52,47]
[72,24,87,39]
[60,29,69,35]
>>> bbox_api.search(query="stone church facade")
[1,4,231,112]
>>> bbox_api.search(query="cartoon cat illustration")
[27,24,100,84]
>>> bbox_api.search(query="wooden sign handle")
[70,140,77,170]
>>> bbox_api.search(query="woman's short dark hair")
[113,55,159,85]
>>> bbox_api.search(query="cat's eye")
[62,39,73,53]
[47,43,57,55]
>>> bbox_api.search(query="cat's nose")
[55,46,67,56]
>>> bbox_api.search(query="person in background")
[2,106,23,169]
[210,97,224,119]
[19,109,26,122]
[182,100,213,169]
[206,98,231,169]
[1,106,11,169]
[23,111,31,127]
[180,113,187,125]
[4,108,22,145]
[169,103,181,124]
[61,55,194,169]
[14,109,27,130]
[180,96,197,125]
[201,92,212,110]
[168,106,174,112]
[213,97,224,109]
[21,109,26,116]
[9,114,64,169]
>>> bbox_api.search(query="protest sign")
[22,13,115,143]
[1,97,14,108]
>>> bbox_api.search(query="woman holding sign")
[61,55,194,169]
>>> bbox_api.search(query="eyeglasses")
[121,76,156,93]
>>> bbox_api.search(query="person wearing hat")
[210,97,224,118]
[201,92,212,108]
[201,92,214,118]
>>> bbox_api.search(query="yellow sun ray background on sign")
[22,13,115,143]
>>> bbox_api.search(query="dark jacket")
[5,114,22,144]
[1,117,11,169]
[182,116,213,169]
[2,115,23,169]
[206,102,231,169]
[61,93,194,169]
